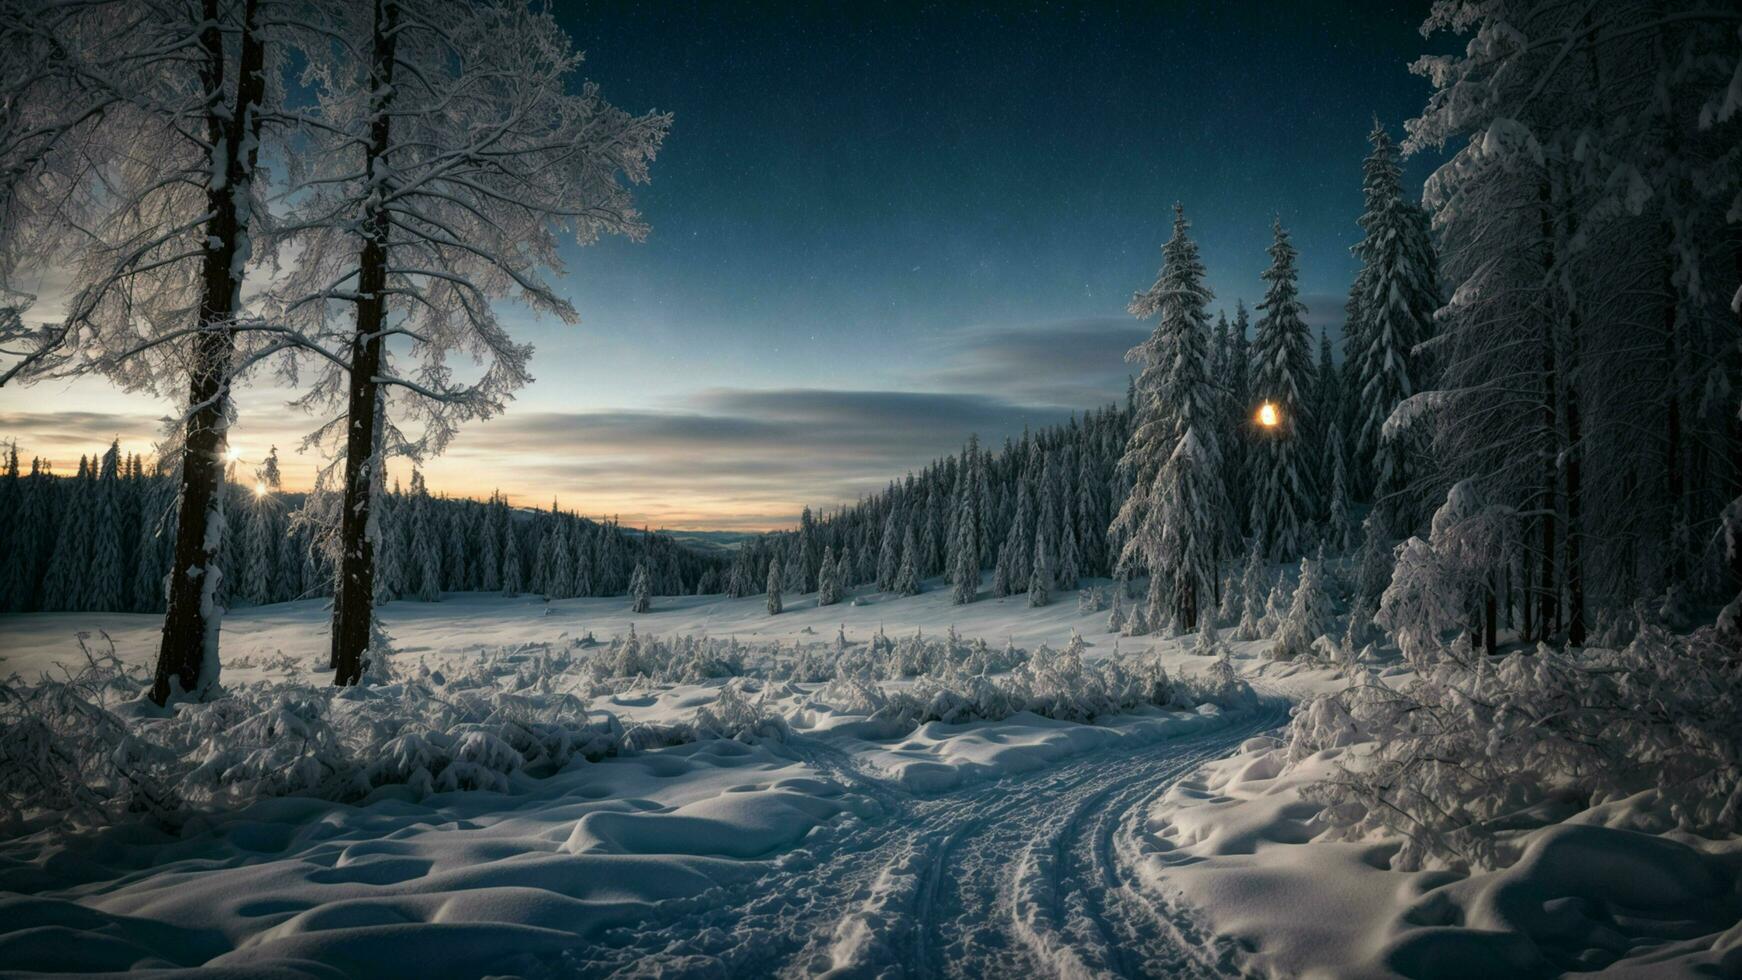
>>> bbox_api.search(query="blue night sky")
[1,2,1450,528]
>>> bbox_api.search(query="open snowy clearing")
[0,579,1298,977]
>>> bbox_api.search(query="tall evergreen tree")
[1249,219,1318,561]
[1027,532,1050,608]
[950,437,981,604]
[1350,119,1438,532]
[86,441,125,611]
[818,545,841,606]
[1113,204,1226,630]
[766,555,783,615]
[629,560,652,613]
[894,524,921,596]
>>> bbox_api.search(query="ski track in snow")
[557,704,1287,979]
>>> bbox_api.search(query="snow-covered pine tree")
[239,448,284,606]
[766,555,784,615]
[501,521,523,598]
[1324,422,1355,554]
[1249,219,1317,562]
[950,437,980,605]
[1271,556,1334,660]
[630,561,652,613]
[1225,300,1254,539]
[1234,541,1268,640]
[1350,119,1437,533]
[1112,203,1225,631]
[86,441,125,612]
[992,543,1013,598]
[783,534,805,594]
[1057,518,1081,591]
[410,472,442,602]
[877,506,901,591]
[1313,329,1341,511]
[548,515,574,601]
[1028,533,1050,608]
[818,545,840,606]
[895,525,921,596]
[40,457,91,611]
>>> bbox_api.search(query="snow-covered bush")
[1291,621,1742,871]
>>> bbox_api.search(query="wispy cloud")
[918,317,1147,408]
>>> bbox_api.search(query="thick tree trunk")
[151,0,266,705]
[332,0,400,686]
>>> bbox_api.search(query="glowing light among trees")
[1256,402,1280,428]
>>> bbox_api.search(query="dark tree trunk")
[152,0,266,705]
[332,0,400,686]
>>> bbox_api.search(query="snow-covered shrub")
[1,637,638,834]
[1173,650,1258,710]
[1292,621,1742,871]
[1377,481,1514,665]
[692,680,790,742]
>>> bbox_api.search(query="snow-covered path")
[561,703,1288,979]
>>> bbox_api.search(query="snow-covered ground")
[1,579,1736,978]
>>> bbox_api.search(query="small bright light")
[254,481,268,498]
[1256,402,1280,428]
[225,447,241,463]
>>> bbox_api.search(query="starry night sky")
[1,1,1451,528]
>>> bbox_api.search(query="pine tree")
[1027,532,1050,608]
[1234,541,1268,640]
[1057,518,1081,591]
[1226,300,1254,538]
[1112,203,1225,630]
[549,516,574,600]
[1350,119,1437,532]
[894,525,921,596]
[1324,422,1355,553]
[239,448,283,606]
[877,507,901,591]
[766,555,784,615]
[501,522,523,597]
[992,543,1013,598]
[630,560,652,613]
[1249,219,1317,562]
[1272,556,1334,660]
[950,438,980,604]
[86,441,125,611]
[1313,329,1340,507]
[411,472,442,602]
[818,545,841,606]
[41,457,92,610]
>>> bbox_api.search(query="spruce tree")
[766,555,784,615]
[1027,533,1051,608]
[894,524,921,596]
[501,522,523,597]
[877,507,901,591]
[818,545,840,606]
[630,561,652,613]
[411,472,442,602]
[1112,203,1225,630]
[86,442,125,612]
[1350,118,1437,532]
[239,448,283,606]
[950,438,980,604]
[1249,219,1318,562]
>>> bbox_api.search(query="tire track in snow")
[556,704,1286,979]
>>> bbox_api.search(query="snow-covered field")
[1,579,1737,978]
